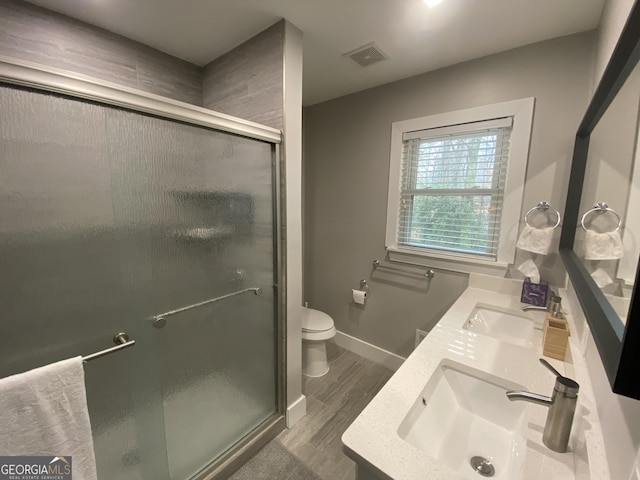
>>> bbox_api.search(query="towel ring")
[524,201,561,229]
[581,202,622,232]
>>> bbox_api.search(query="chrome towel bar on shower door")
[82,332,135,362]
[152,287,263,328]
[1,333,135,374]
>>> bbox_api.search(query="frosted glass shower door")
[0,85,171,480]
[104,110,278,480]
[0,82,279,480]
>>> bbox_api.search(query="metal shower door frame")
[0,55,287,480]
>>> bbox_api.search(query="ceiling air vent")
[344,42,387,67]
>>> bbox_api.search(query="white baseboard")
[334,331,405,371]
[286,394,307,428]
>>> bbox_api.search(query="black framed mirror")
[560,0,640,400]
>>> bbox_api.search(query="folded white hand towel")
[0,357,98,480]
[584,230,624,260]
[516,225,554,255]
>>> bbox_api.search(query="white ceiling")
[26,0,606,106]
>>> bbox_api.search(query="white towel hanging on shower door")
[0,357,98,480]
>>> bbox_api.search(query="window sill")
[386,247,510,276]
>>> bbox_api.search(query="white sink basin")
[463,303,536,347]
[397,359,528,480]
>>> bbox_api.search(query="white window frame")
[385,98,535,275]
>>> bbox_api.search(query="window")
[385,99,534,273]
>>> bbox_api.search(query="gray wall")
[203,21,285,131]
[593,0,637,90]
[303,32,595,358]
[0,0,202,105]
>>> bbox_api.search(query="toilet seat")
[302,325,336,341]
[302,308,334,332]
[301,308,336,341]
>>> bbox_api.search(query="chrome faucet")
[506,358,579,453]
[521,290,561,313]
[520,304,547,312]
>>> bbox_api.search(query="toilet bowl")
[302,307,336,377]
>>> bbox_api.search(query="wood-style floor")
[229,341,394,480]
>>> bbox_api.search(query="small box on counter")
[521,278,549,307]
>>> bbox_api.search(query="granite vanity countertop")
[341,274,609,480]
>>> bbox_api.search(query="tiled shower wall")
[0,0,203,105]
[202,21,285,131]
[0,0,286,124]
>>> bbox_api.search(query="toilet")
[301,307,336,377]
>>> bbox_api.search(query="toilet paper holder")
[352,280,369,305]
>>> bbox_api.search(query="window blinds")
[397,118,513,258]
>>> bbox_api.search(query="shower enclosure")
[0,59,285,479]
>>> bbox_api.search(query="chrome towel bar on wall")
[152,287,263,329]
[372,260,435,279]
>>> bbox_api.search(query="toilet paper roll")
[352,289,368,305]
